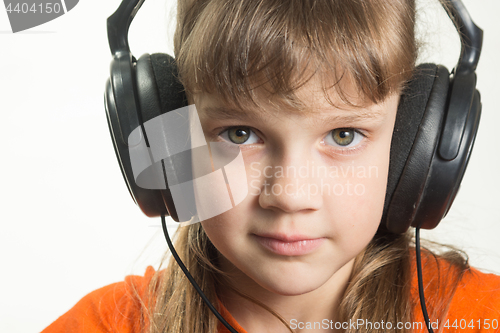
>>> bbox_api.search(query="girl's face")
[193,77,400,297]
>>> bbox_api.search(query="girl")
[43,0,500,332]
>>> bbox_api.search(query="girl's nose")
[257,156,324,214]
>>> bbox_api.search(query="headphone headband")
[107,0,483,70]
[107,0,144,55]
[445,0,483,74]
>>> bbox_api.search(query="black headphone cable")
[160,215,240,333]
[416,226,435,333]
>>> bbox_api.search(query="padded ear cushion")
[150,53,188,116]
[381,64,450,234]
[136,53,188,122]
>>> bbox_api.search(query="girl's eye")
[219,126,260,145]
[324,128,364,148]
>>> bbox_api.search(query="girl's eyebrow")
[311,108,388,126]
[201,105,387,126]
[201,106,267,122]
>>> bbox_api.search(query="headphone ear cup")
[105,52,189,220]
[105,51,170,218]
[134,53,189,221]
[382,64,450,233]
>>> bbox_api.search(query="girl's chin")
[238,257,355,297]
[259,279,325,297]
[249,269,330,296]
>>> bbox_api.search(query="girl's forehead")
[194,72,395,121]
[194,82,396,126]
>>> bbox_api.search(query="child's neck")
[217,258,354,333]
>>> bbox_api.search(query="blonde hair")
[174,0,417,108]
[134,1,469,332]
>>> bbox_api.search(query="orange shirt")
[410,252,500,333]
[42,254,500,333]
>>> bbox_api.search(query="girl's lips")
[252,234,325,256]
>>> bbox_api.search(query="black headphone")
[104,1,483,331]
[105,0,482,235]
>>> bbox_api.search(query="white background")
[0,0,499,332]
